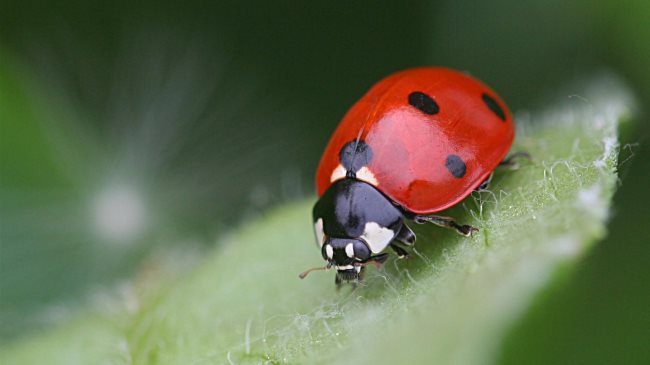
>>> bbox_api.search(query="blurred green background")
[1,0,648,363]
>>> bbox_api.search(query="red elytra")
[316,67,515,214]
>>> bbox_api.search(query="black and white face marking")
[313,178,404,280]
[345,243,355,258]
[320,237,371,272]
[325,244,334,259]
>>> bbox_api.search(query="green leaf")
[0,76,635,364]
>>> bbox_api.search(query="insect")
[300,67,525,287]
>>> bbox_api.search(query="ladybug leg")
[369,253,390,265]
[413,215,478,237]
[476,152,530,192]
[499,151,532,170]
[357,265,367,282]
[396,224,416,246]
[390,243,410,259]
[474,173,494,192]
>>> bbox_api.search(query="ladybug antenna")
[298,263,332,279]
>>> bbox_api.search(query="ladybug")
[300,67,523,286]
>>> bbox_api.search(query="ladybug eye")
[408,91,439,115]
[352,240,370,260]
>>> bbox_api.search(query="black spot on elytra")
[408,91,439,115]
[482,93,506,121]
[339,140,373,173]
[445,154,466,178]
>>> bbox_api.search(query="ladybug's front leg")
[367,253,390,265]
[335,274,342,289]
[389,243,410,259]
[413,215,478,237]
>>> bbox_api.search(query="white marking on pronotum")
[356,166,379,186]
[314,218,325,247]
[331,164,378,186]
[345,243,355,258]
[361,222,394,253]
[325,244,334,259]
[330,164,347,182]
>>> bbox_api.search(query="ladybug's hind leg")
[413,215,478,237]
[474,173,494,192]
[499,151,532,170]
[477,152,531,192]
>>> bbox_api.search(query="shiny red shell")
[316,67,515,214]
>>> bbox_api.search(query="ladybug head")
[321,237,371,282]
[299,235,387,283]
[301,178,403,284]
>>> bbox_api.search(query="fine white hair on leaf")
[244,318,253,355]
[325,245,334,259]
